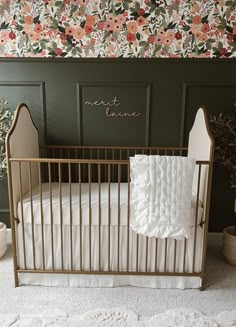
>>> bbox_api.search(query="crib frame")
[6,104,214,289]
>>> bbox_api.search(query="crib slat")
[78,163,82,271]
[164,238,167,272]
[136,234,139,272]
[48,163,54,270]
[18,162,27,270]
[58,163,64,270]
[192,164,201,273]
[183,238,187,273]
[145,237,149,272]
[108,164,111,271]
[38,162,45,270]
[28,162,36,270]
[117,164,121,272]
[173,239,177,273]
[127,164,130,272]
[98,164,101,272]
[68,163,73,270]
[88,163,92,272]
[155,239,158,272]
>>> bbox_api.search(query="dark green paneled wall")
[0,58,235,231]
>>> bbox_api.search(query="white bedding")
[130,155,196,239]
[17,182,203,226]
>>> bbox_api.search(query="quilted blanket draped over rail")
[130,155,196,239]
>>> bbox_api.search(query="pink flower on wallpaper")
[0,0,234,58]
[73,27,85,40]
[127,22,138,34]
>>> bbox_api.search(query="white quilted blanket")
[130,155,196,239]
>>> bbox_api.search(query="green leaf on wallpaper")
[123,2,129,10]
[226,25,233,33]
[217,25,225,30]
[114,3,121,8]
[143,13,150,18]
[40,42,47,50]
[33,15,40,24]
[58,25,65,33]
[130,12,139,19]
[167,22,177,30]
[136,32,141,40]
[55,1,63,7]
[139,41,147,47]
[80,21,86,28]
[0,21,10,29]
[66,35,73,45]
[154,44,162,52]
[15,23,23,31]
[135,2,140,11]
[201,16,208,24]
[225,0,234,6]
[51,42,57,50]
[159,7,166,14]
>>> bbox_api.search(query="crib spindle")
[28,162,36,270]
[173,239,177,272]
[58,163,64,270]
[48,162,55,270]
[98,164,101,272]
[38,162,45,270]
[68,163,73,270]
[192,163,202,273]
[183,238,187,273]
[117,164,121,272]
[127,164,130,272]
[164,238,167,272]
[18,162,27,270]
[155,239,158,272]
[78,163,82,271]
[145,237,148,272]
[108,164,111,271]
[88,163,92,272]
[136,234,139,272]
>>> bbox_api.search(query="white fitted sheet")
[17,182,203,226]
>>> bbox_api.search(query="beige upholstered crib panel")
[187,107,214,205]
[6,104,39,215]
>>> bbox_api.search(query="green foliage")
[0,98,14,180]
[210,112,236,189]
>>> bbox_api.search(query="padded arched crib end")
[5,103,39,160]
[188,106,215,162]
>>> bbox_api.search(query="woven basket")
[0,223,7,259]
[223,226,236,266]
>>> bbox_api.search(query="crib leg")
[14,271,19,288]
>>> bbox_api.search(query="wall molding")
[76,82,151,146]
[0,81,47,143]
[180,81,236,147]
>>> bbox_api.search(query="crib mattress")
[17,182,203,226]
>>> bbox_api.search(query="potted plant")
[0,97,14,259]
[209,111,236,265]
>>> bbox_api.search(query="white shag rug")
[0,307,236,326]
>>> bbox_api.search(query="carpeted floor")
[1,233,236,319]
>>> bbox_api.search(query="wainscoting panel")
[0,58,235,232]
[76,82,151,146]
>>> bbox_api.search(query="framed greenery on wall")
[0,98,14,181]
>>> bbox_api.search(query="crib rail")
[8,155,211,287]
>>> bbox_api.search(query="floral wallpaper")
[0,0,235,58]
